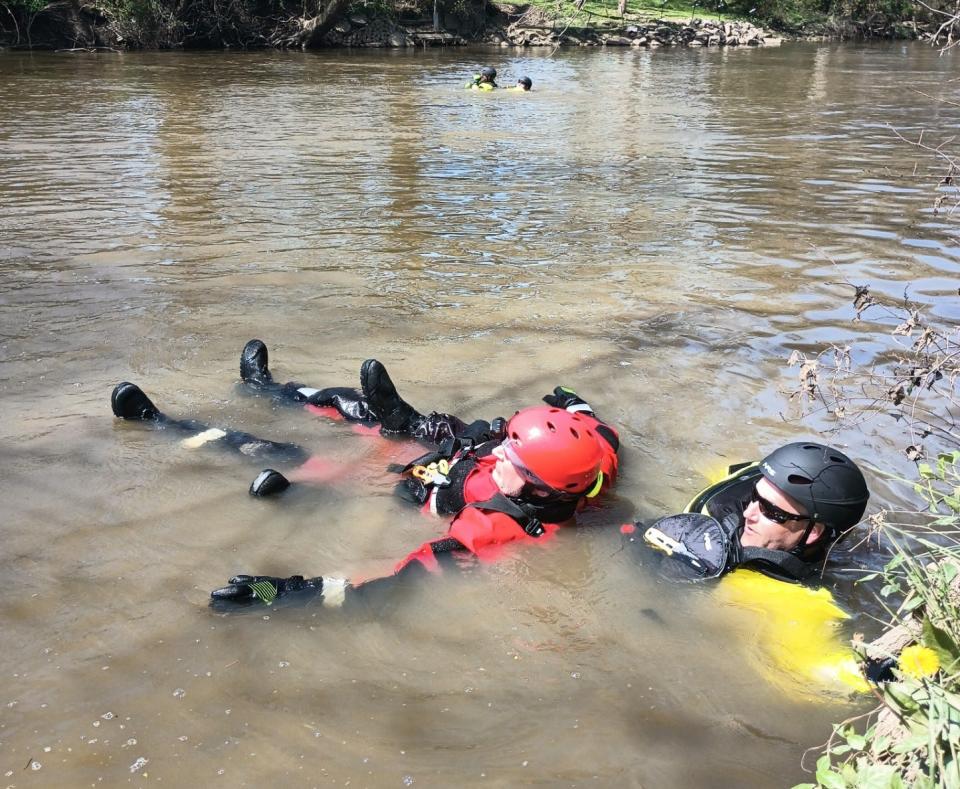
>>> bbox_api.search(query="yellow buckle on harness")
[411,459,450,485]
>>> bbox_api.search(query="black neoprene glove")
[210,574,323,605]
[542,386,594,415]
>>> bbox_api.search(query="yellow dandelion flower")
[899,645,940,679]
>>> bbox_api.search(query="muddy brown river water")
[0,41,958,787]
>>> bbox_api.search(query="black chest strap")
[388,436,497,475]
[433,457,476,514]
[466,493,546,538]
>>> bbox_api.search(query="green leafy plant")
[787,286,960,786]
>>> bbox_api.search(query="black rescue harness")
[388,437,582,538]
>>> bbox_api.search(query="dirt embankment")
[324,12,782,48]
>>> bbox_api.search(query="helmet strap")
[790,518,821,557]
[585,471,604,499]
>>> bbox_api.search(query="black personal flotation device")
[643,463,821,583]
[389,436,582,538]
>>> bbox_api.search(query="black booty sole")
[111,382,159,420]
[241,339,273,385]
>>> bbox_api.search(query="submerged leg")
[110,382,310,466]
[241,343,499,445]
[240,339,375,422]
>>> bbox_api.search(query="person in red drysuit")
[210,402,619,609]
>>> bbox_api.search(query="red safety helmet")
[502,406,605,495]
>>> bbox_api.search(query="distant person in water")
[508,77,532,92]
[467,66,498,91]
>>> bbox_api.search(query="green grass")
[519,0,742,25]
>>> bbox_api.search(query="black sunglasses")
[750,485,811,525]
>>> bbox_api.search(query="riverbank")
[0,0,948,51]
[324,15,783,49]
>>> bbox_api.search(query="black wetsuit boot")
[240,339,274,386]
[359,359,500,444]
[112,382,160,420]
[360,358,422,434]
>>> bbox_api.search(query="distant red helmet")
[501,406,605,494]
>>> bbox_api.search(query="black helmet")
[481,66,497,80]
[518,76,532,90]
[759,442,869,536]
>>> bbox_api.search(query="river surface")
[1,41,958,787]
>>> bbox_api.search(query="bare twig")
[548,0,588,55]
[913,0,958,20]
[888,125,959,172]
[0,0,21,45]
[910,87,960,110]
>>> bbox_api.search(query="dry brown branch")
[913,0,959,20]
[887,123,960,217]
[782,281,960,460]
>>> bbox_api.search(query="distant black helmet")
[759,442,869,536]
[481,66,497,80]
[518,76,532,90]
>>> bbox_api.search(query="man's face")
[741,477,823,551]
[491,445,526,497]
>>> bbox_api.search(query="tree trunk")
[296,0,351,48]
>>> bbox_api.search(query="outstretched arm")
[240,339,376,422]
[541,386,620,494]
[209,537,469,614]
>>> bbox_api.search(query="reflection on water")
[0,42,957,786]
